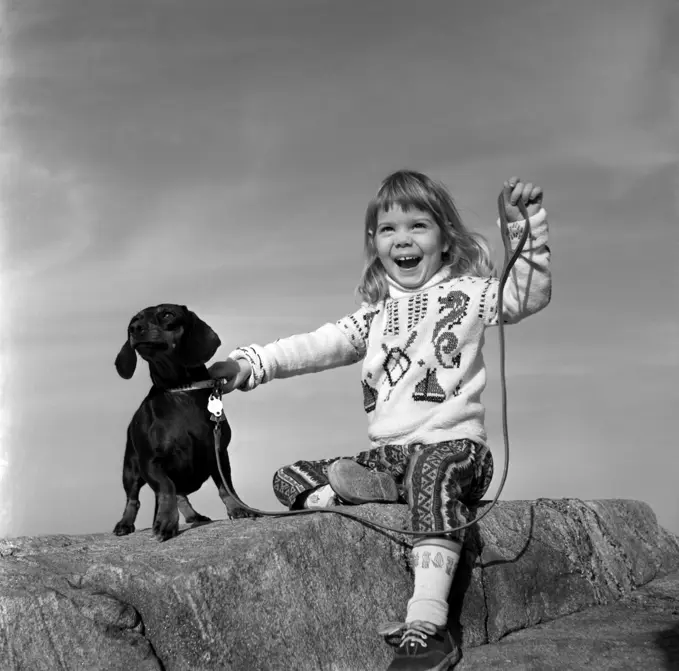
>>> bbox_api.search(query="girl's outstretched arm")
[218,305,375,391]
[482,203,552,326]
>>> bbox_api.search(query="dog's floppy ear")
[115,340,137,379]
[177,309,221,367]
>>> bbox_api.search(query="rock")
[0,555,161,670]
[0,499,677,671]
[465,498,679,645]
[454,570,679,670]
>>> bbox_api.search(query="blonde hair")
[356,169,496,304]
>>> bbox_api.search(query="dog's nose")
[129,322,148,337]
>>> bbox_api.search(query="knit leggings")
[272,439,494,542]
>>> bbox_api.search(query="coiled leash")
[207,194,531,538]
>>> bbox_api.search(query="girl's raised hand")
[502,176,543,222]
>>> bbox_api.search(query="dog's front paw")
[113,520,135,536]
[153,515,180,542]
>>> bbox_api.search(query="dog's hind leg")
[211,453,257,520]
[177,494,211,525]
[113,439,144,536]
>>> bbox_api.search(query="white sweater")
[230,208,551,448]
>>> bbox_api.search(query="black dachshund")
[113,303,252,541]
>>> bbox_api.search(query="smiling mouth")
[394,256,422,270]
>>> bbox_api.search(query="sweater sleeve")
[227,304,375,391]
[481,207,552,326]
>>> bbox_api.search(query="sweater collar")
[386,265,453,299]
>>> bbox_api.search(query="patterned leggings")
[272,439,494,542]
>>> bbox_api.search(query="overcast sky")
[1,0,677,539]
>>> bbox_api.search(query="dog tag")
[207,395,224,418]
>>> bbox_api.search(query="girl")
[209,170,551,671]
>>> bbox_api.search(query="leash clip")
[207,378,227,423]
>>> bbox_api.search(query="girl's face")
[373,205,449,290]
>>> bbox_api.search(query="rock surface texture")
[455,570,679,670]
[1,499,678,671]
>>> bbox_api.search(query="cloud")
[1,150,93,280]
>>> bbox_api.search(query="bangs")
[370,172,443,221]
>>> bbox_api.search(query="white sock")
[303,484,338,509]
[405,539,462,627]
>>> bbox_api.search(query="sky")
[1,0,677,540]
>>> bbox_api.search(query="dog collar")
[167,380,220,393]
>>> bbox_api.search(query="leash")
[207,194,531,538]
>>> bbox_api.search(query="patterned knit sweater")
[229,208,551,448]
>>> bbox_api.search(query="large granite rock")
[1,499,678,670]
[455,569,679,670]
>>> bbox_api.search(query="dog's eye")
[161,311,182,329]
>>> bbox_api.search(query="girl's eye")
[378,226,393,234]
[413,222,428,229]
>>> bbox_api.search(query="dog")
[113,303,252,541]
